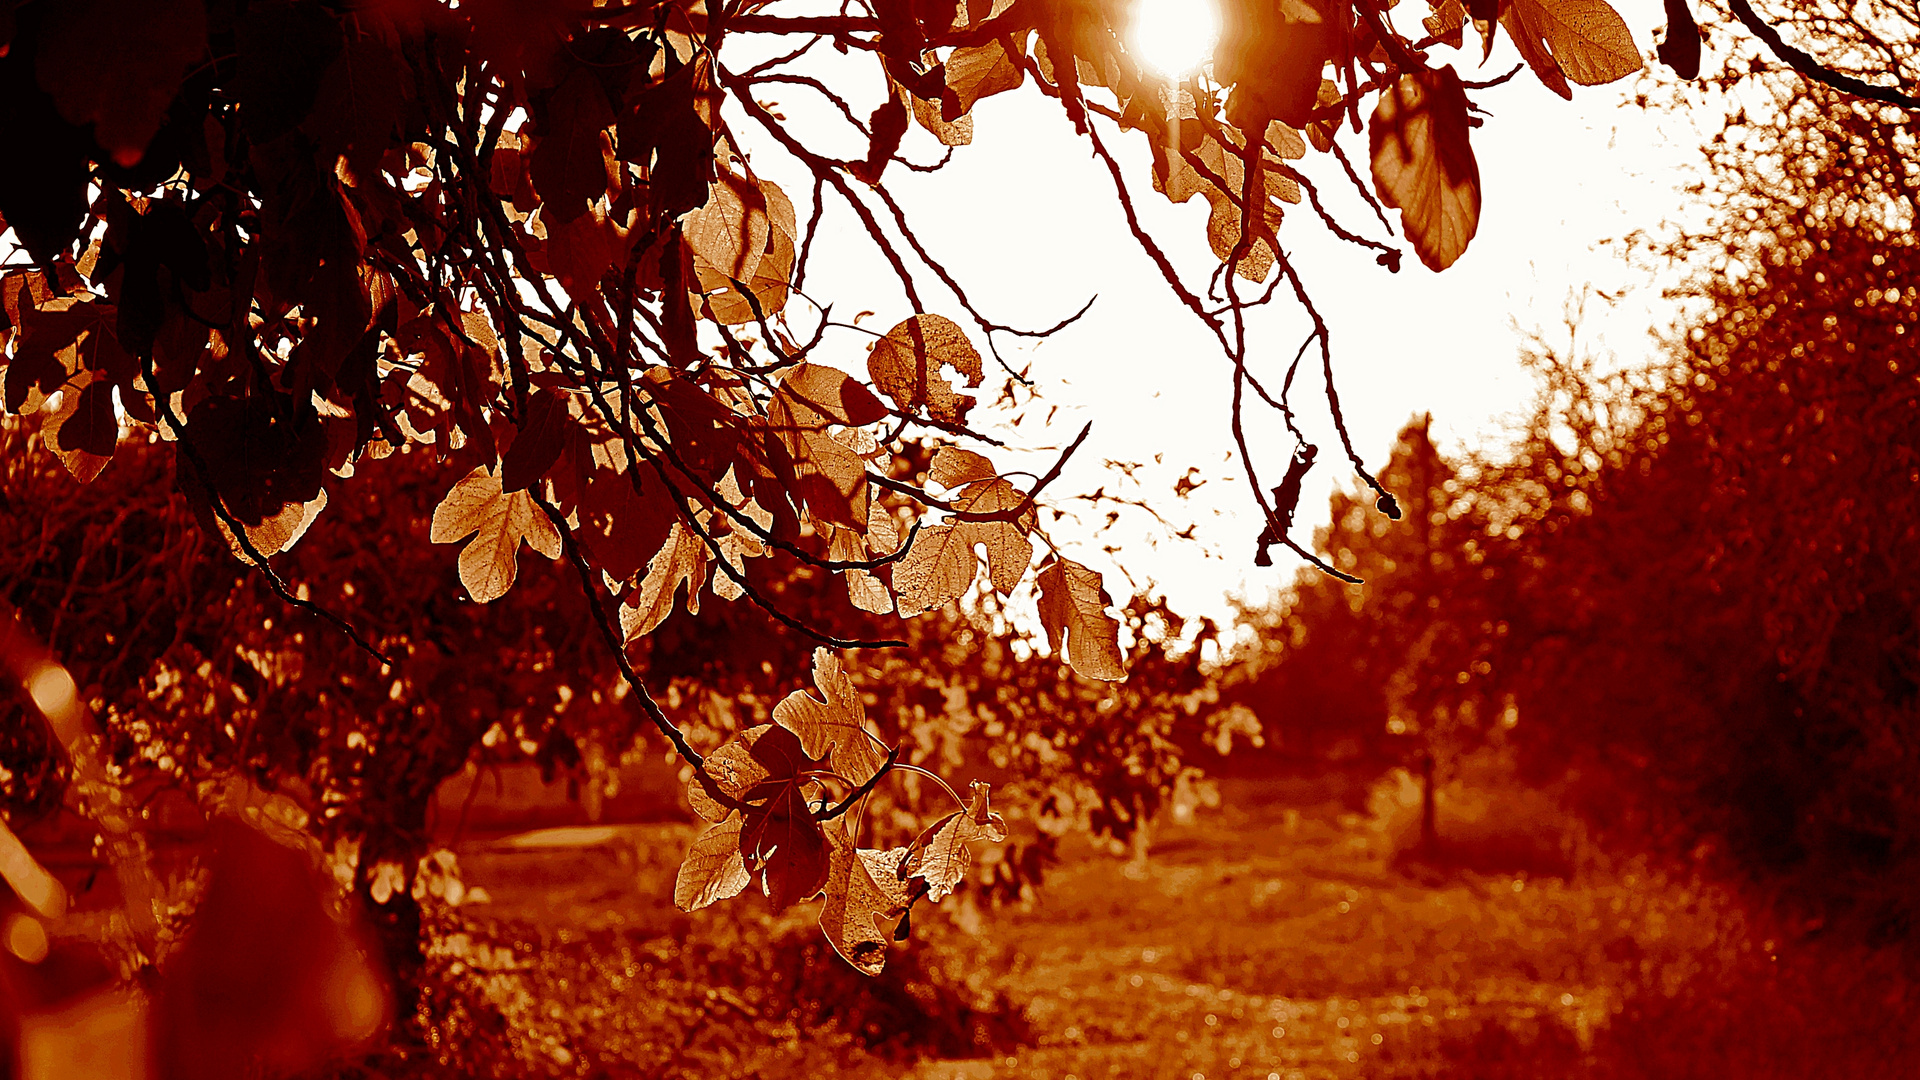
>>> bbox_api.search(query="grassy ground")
[429,773,1917,1079]
[900,778,1712,1080]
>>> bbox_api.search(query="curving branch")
[1727,0,1920,108]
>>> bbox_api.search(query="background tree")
[1227,416,1505,848]
[1390,54,1920,936]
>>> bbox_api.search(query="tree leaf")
[43,370,116,482]
[893,474,1036,615]
[1503,0,1641,94]
[902,781,1007,903]
[949,477,1036,595]
[890,524,977,617]
[302,28,407,179]
[1036,556,1127,681]
[789,429,870,529]
[741,782,830,909]
[942,38,1025,120]
[1656,0,1702,80]
[833,504,899,614]
[819,825,913,976]
[866,314,983,425]
[186,480,329,560]
[428,466,564,603]
[0,87,93,267]
[771,363,890,430]
[768,363,887,528]
[685,727,775,824]
[693,181,797,325]
[853,96,909,184]
[683,724,832,910]
[618,521,707,640]
[909,89,973,146]
[577,465,675,587]
[529,65,615,223]
[614,55,716,220]
[1369,67,1481,272]
[544,206,618,305]
[684,171,770,286]
[234,0,346,144]
[674,813,752,911]
[1214,0,1340,131]
[771,648,889,787]
[500,387,572,493]
[33,0,207,167]
[1424,0,1468,48]
[928,446,996,488]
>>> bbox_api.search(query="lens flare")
[1130,0,1221,79]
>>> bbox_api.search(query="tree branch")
[1727,0,1920,108]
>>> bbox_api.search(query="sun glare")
[1130,0,1221,79]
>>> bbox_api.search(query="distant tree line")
[1224,75,1920,942]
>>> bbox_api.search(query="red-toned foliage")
[4,0,1917,1074]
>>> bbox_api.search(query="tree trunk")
[356,804,430,1040]
[1418,751,1438,853]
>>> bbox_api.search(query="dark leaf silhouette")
[1657,0,1704,80]
[33,0,205,167]
[530,66,617,223]
[235,0,344,143]
[500,387,572,494]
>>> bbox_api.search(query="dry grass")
[408,773,1919,1079]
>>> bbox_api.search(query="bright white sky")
[749,0,1715,625]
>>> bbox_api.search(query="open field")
[420,773,1920,1079]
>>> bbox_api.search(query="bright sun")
[1130,0,1221,79]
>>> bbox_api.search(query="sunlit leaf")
[901,780,1007,903]
[866,314,983,426]
[942,38,1025,119]
[893,473,1036,617]
[818,824,913,976]
[618,521,708,640]
[1501,0,1642,98]
[429,466,564,603]
[1370,67,1482,272]
[674,813,752,911]
[1036,556,1127,681]
[771,648,889,787]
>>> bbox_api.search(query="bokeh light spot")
[4,913,49,964]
